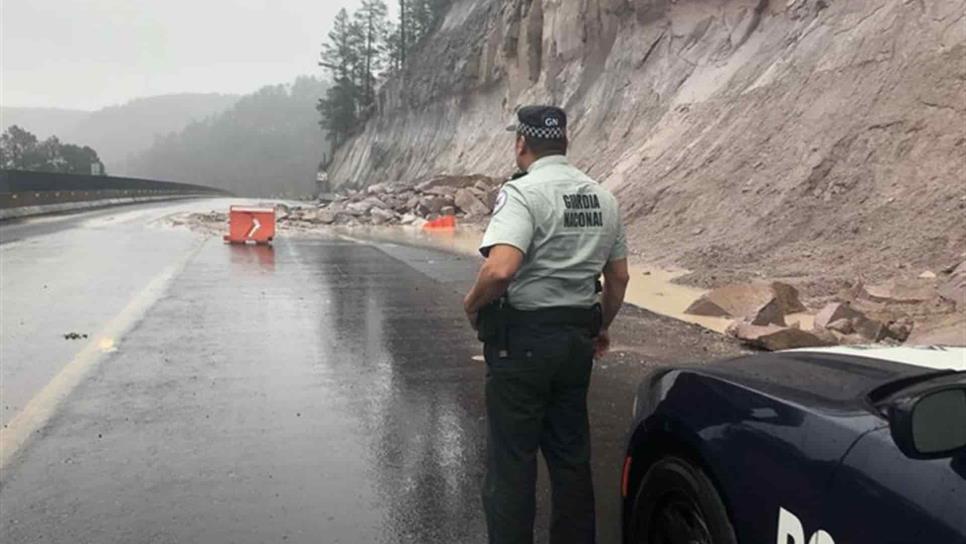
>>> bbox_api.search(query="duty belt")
[478,302,603,359]
[504,306,597,327]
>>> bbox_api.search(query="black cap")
[507,105,567,140]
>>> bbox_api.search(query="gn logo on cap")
[544,117,560,127]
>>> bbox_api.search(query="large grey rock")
[854,318,886,342]
[826,318,853,335]
[727,322,834,351]
[455,188,491,216]
[418,196,447,214]
[370,207,397,223]
[813,301,888,342]
[814,302,863,330]
[884,317,914,342]
[424,186,457,197]
[938,260,966,309]
[864,279,937,304]
[907,314,966,345]
[685,281,804,322]
[345,201,372,216]
[367,182,389,194]
[416,175,498,193]
[749,297,786,327]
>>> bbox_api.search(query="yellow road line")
[0,239,206,477]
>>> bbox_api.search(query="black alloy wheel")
[630,457,737,544]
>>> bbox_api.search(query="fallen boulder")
[884,317,914,343]
[370,207,396,224]
[455,188,491,216]
[749,297,787,327]
[727,321,834,351]
[424,186,457,197]
[416,174,496,193]
[685,281,805,321]
[826,318,854,335]
[864,279,937,304]
[938,260,966,309]
[418,196,447,215]
[366,182,389,195]
[814,302,863,330]
[854,318,886,342]
[813,301,889,342]
[345,201,372,216]
[906,314,966,345]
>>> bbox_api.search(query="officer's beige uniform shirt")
[480,155,627,311]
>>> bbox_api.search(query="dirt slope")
[329,0,966,295]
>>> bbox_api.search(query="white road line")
[0,239,206,477]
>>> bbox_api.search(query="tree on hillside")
[355,0,390,113]
[0,125,104,174]
[129,77,330,197]
[317,0,450,147]
[397,0,448,65]
[319,8,361,145]
[0,126,38,169]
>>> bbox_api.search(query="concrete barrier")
[0,170,230,221]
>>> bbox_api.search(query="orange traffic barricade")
[423,215,457,230]
[224,206,276,244]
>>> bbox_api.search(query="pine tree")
[354,0,389,112]
[318,9,360,145]
[316,0,450,147]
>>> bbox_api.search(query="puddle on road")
[333,225,743,333]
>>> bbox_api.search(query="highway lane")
[0,198,206,246]
[0,200,740,543]
[1,199,226,431]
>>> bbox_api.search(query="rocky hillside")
[329,0,966,296]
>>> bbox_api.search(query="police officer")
[463,105,631,544]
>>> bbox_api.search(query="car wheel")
[630,456,737,544]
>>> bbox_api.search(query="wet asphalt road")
[1,200,734,543]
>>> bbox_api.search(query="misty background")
[1,0,364,196]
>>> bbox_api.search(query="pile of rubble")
[685,281,829,351]
[280,174,503,228]
[688,262,966,351]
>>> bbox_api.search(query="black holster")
[477,298,510,358]
[590,303,603,338]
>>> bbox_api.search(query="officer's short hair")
[523,135,568,157]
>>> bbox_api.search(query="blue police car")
[621,346,966,544]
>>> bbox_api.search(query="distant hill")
[0,107,90,141]
[64,94,240,174]
[2,93,239,175]
[128,77,329,197]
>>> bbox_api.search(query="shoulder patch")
[493,190,508,215]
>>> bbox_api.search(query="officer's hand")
[466,310,479,331]
[594,329,611,358]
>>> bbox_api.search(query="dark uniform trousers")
[482,320,596,544]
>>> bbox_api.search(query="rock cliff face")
[330,0,966,287]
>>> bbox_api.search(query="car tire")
[629,456,737,544]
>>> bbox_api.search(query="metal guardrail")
[0,170,230,213]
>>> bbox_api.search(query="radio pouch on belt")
[591,303,603,338]
[477,299,510,358]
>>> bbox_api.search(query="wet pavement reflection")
[1,235,490,543]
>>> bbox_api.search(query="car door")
[821,427,966,543]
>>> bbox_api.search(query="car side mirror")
[890,386,966,459]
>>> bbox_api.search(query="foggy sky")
[1,0,363,111]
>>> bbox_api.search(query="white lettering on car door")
[777,508,836,544]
